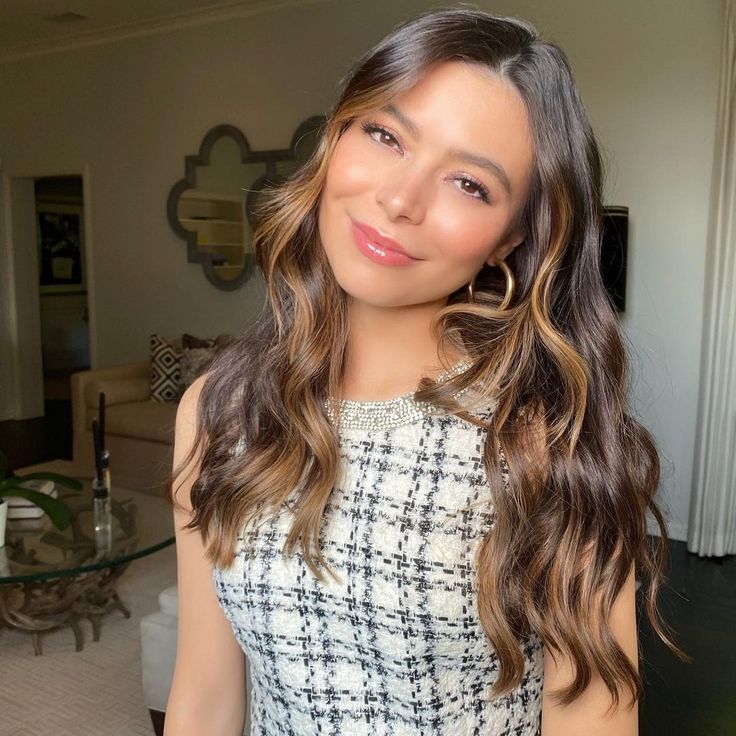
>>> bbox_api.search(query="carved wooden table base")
[0,562,132,655]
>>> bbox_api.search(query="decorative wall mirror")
[167,116,326,290]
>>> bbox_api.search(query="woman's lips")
[350,219,420,266]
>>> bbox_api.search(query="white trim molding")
[0,0,331,64]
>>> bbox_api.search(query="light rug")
[0,543,177,736]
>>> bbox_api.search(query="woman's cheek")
[433,216,495,264]
[326,139,377,196]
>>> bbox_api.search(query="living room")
[0,1,733,735]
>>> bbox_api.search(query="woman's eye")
[360,121,401,151]
[359,119,490,204]
[455,177,490,203]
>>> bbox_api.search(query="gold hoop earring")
[465,274,476,303]
[465,261,515,309]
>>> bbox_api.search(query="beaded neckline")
[324,358,473,431]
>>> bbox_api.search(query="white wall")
[0,0,725,539]
[5,177,45,418]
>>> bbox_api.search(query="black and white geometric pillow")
[150,334,182,402]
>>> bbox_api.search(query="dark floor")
[1,405,734,734]
[638,543,736,735]
[0,399,73,470]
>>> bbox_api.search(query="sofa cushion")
[140,611,178,712]
[150,334,182,403]
[158,585,179,616]
[93,400,177,444]
[182,333,216,349]
[183,332,234,350]
[83,375,150,409]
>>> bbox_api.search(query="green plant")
[0,450,83,531]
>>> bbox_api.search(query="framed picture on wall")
[36,202,86,293]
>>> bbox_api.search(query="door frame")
[0,165,97,420]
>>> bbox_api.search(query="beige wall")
[0,0,725,539]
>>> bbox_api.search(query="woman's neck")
[341,299,467,402]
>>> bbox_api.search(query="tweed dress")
[212,365,544,735]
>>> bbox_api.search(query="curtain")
[688,0,736,556]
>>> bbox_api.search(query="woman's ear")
[485,230,525,267]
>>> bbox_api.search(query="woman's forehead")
[375,61,534,198]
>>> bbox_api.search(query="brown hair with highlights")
[168,6,688,712]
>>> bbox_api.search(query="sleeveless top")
[212,362,544,735]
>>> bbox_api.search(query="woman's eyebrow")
[381,103,513,196]
[382,103,421,138]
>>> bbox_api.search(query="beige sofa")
[71,361,178,496]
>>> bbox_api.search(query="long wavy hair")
[168,6,687,711]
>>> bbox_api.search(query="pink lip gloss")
[350,221,417,266]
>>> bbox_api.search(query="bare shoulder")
[171,371,213,512]
[177,371,212,423]
[174,372,212,452]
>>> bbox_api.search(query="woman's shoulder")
[177,371,214,422]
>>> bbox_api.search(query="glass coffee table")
[0,483,174,655]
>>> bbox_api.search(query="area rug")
[0,543,177,736]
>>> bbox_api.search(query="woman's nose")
[375,165,428,224]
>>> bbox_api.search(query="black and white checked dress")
[212,370,544,735]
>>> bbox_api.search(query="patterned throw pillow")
[182,333,217,349]
[213,333,236,351]
[178,346,218,396]
[150,334,182,402]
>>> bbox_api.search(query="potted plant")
[0,450,83,547]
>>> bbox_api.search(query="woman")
[164,8,685,735]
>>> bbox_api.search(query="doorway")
[0,173,90,468]
[35,176,91,400]
[35,175,90,460]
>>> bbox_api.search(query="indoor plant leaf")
[0,451,82,534]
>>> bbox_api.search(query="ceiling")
[0,0,315,61]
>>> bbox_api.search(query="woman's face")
[317,60,534,308]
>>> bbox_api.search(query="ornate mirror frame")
[167,116,326,291]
